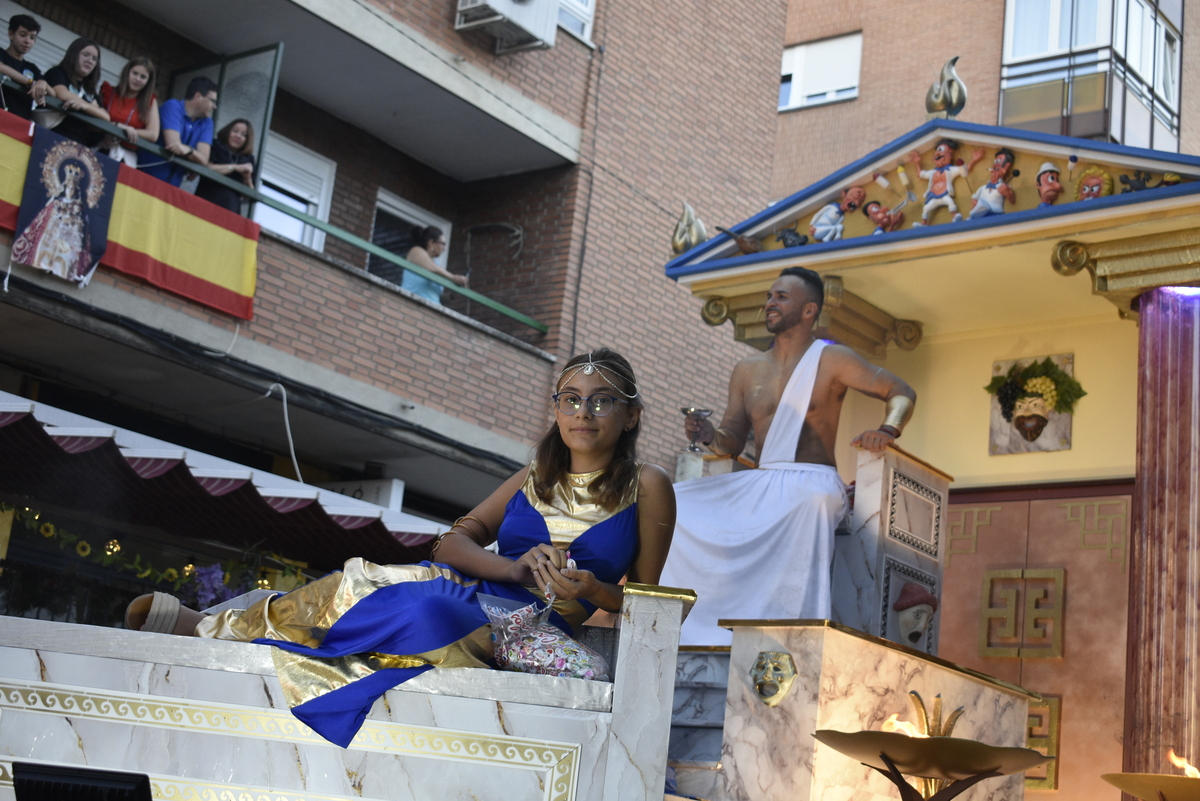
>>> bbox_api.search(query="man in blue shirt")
[140,76,217,187]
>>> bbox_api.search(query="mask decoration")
[892,582,939,647]
[750,651,797,707]
[986,357,1086,444]
[1011,395,1051,441]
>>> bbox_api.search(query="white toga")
[659,340,848,646]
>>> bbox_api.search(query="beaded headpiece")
[556,352,639,400]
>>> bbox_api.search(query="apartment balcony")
[1000,49,1179,152]
[113,0,583,181]
[0,101,559,519]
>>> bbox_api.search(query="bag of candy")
[478,593,610,681]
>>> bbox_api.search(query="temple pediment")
[668,120,1200,352]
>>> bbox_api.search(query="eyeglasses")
[552,392,626,417]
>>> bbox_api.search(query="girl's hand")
[118,123,137,143]
[535,560,598,602]
[509,544,565,586]
[63,97,84,111]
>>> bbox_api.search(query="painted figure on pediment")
[1075,166,1114,201]
[809,185,865,242]
[908,138,984,225]
[1035,162,1064,208]
[966,148,1017,219]
[893,582,938,647]
[863,199,904,234]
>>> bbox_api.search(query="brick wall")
[1181,0,1200,156]
[15,0,790,477]
[772,0,1005,196]
[785,0,863,46]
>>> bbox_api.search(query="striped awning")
[0,399,442,571]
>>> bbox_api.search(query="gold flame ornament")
[881,692,966,798]
[105,539,121,556]
[925,56,967,119]
[671,201,709,255]
[750,651,797,707]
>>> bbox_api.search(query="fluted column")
[1124,286,1200,773]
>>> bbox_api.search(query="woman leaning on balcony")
[42,37,109,147]
[98,56,159,168]
[194,118,256,215]
[402,224,468,304]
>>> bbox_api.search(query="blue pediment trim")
[665,119,1200,278]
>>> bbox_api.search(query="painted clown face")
[933,142,955,167]
[1012,395,1052,441]
[1079,175,1106,200]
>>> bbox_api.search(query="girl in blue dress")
[127,348,675,746]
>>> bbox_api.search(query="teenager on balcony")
[0,14,50,120]
[43,37,109,147]
[98,56,160,168]
[138,76,216,187]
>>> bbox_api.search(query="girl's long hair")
[117,56,156,124]
[534,348,643,511]
[217,118,256,155]
[59,38,101,96]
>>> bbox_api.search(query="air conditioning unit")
[455,0,558,54]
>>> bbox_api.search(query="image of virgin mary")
[11,135,115,287]
[12,161,93,282]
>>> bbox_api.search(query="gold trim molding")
[699,276,923,356]
[0,678,580,801]
[1051,231,1200,319]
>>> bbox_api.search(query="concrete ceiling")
[0,301,508,513]
[115,0,574,181]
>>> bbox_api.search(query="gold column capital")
[1051,231,1200,320]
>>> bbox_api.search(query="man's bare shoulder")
[819,343,868,369]
[734,350,774,373]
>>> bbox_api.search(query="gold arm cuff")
[882,395,915,434]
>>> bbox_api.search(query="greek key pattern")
[887,472,943,557]
[946,506,1001,565]
[0,679,579,801]
[1061,499,1128,573]
[1025,696,1062,790]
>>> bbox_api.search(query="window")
[558,0,594,41]
[1000,0,1180,151]
[367,190,451,288]
[778,33,862,112]
[252,133,336,252]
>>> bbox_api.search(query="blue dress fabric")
[199,478,640,747]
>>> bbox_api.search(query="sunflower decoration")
[163,567,179,582]
[75,540,92,557]
[39,522,55,538]
[986,357,1086,442]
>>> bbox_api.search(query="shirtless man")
[662,266,916,644]
[908,139,984,225]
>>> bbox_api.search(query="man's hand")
[685,414,715,446]
[851,428,896,453]
[165,140,191,156]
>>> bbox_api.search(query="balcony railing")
[0,78,548,335]
[1000,48,1179,152]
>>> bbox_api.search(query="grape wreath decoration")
[985,357,1087,422]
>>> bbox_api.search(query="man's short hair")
[936,137,959,151]
[779,266,824,312]
[184,76,219,100]
[8,14,40,34]
[862,200,882,217]
[995,147,1016,167]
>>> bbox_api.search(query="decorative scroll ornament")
[750,651,797,707]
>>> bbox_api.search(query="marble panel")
[718,623,1033,801]
[668,725,724,762]
[673,686,728,727]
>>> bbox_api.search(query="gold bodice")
[522,463,640,548]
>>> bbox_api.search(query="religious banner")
[11,125,118,286]
[0,108,259,319]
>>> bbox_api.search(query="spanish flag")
[0,108,258,319]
